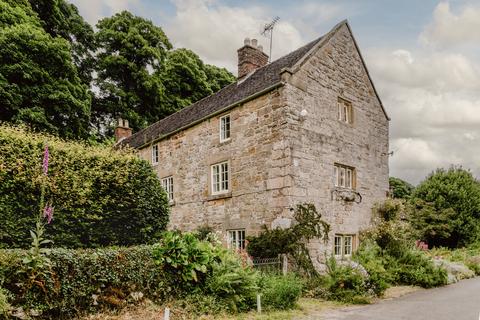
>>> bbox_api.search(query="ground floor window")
[161,176,174,201]
[334,234,354,257]
[227,229,245,250]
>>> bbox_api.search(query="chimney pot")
[237,37,268,79]
[114,117,132,142]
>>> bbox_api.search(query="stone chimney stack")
[237,38,269,79]
[114,118,132,142]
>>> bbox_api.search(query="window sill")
[207,192,232,201]
[219,138,232,145]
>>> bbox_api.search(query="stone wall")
[280,23,389,269]
[137,23,389,264]
[138,87,293,244]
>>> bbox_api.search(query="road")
[319,277,480,320]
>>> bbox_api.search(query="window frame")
[227,229,246,250]
[334,234,354,258]
[151,144,159,165]
[337,97,353,124]
[219,114,231,142]
[334,163,355,189]
[161,176,174,202]
[211,161,230,195]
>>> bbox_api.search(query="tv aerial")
[261,16,280,62]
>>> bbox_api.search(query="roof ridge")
[121,22,339,149]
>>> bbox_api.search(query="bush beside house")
[0,125,169,248]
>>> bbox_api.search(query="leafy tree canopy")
[94,11,172,131]
[0,0,91,139]
[410,167,480,248]
[27,0,96,85]
[389,177,414,199]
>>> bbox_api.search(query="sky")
[69,0,480,185]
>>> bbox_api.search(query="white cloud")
[420,2,480,47]
[68,0,141,26]
[365,48,480,184]
[164,0,305,72]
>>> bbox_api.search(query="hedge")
[0,125,169,248]
[0,246,165,318]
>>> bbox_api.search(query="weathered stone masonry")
[124,21,389,267]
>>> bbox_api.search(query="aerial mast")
[261,16,280,63]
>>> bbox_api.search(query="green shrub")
[0,125,169,248]
[0,246,165,319]
[153,231,259,313]
[411,167,480,248]
[320,257,371,304]
[205,249,258,312]
[0,288,10,318]
[247,203,330,276]
[259,273,303,310]
[353,241,391,296]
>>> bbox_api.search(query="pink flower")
[43,205,54,224]
[42,144,49,175]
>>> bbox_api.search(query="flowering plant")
[22,143,54,277]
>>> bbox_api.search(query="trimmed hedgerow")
[0,125,169,248]
[0,246,165,319]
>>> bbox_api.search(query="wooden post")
[164,307,170,320]
[282,254,288,275]
[257,294,262,313]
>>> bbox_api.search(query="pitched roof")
[120,35,324,149]
[120,19,389,149]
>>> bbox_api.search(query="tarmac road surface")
[319,277,480,320]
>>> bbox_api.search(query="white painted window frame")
[211,161,229,195]
[151,144,159,165]
[227,229,246,250]
[334,234,354,258]
[219,114,231,142]
[334,164,355,189]
[337,98,353,124]
[161,176,174,202]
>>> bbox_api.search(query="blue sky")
[70,0,480,185]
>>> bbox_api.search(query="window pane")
[346,169,352,188]
[340,168,345,187]
[334,166,338,186]
[344,236,352,255]
[334,236,342,256]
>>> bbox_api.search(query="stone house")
[118,20,390,267]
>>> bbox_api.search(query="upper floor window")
[161,176,174,202]
[211,161,229,194]
[334,234,354,257]
[220,114,231,142]
[334,163,355,189]
[337,98,353,124]
[151,144,159,165]
[228,229,245,250]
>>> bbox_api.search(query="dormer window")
[220,114,231,142]
[151,144,159,165]
[337,97,353,124]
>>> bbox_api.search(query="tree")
[389,177,414,199]
[27,0,96,85]
[0,0,91,139]
[94,11,172,132]
[94,12,236,135]
[410,167,480,248]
